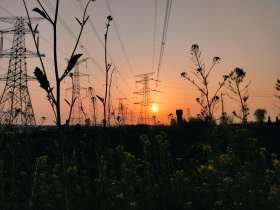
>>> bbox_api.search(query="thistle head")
[181,72,187,77]
[191,44,199,51]
[213,57,221,63]
[107,15,113,21]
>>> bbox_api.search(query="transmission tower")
[87,87,98,126]
[66,58,89,125]
[129,110,135,125]
[116,98,126,125]
[134,72,154,125]
[0,17,44,127]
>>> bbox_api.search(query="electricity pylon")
[134,72,154,125]
[0,17,44,127]
[66,58,88,125]
[116,98,126,125]
[87,87,98,126]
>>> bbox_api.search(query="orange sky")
[0,0,280,126]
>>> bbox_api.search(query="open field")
[0,123,279,209]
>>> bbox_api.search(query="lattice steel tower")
[87,87,98,126]
[0,17,43,127]
[66,58,88,125]
[116,98,127,125]
[134,72,154,125]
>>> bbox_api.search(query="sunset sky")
[0,0,280,125]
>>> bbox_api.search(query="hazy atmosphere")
[1,1,280,209]
[1,0,279,125]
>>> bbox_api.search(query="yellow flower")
[222,177,232,183]
[130,201,136,206]
[272,159,280,169]
[67,166,78,175]
[207,164,215,172]
[266,169,275,176]
[197,164,205,173]
[116,192,124,199]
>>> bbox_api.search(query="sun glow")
[152,105,158,112]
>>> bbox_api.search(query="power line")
[105,0,135,79]
[79,0,134,92]
[0,5,13,16]
[76,0,134,93]
[155,0,172,87]
[0,1,110,121]
[40,0,128,99]
[76,0,133,98]
[152,0,158,72]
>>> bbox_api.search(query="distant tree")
[267,116,272,126]
[170,118,176,127]
[225,67,251,124]
[276,116,280,126]
[181,44,231,125]
[188,116,205,126]
[219,112,233,125]
[254,109,267,124]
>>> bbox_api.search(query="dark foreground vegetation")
[0,122,279,210]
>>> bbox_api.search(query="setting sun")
[152,105,158,113]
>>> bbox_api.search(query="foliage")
[23,0,94,130]
[1,124,280,209]
[225,67,251,124]
[181,44,231,124]
[254,109,267,124]
[22,1,95,209]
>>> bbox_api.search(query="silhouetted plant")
[267,116,272,126]
[97,15,113,128]
[23,1,95,209]
[254,108,267,125]
[276,79,280,99]
[225,67,251,124]
[274,79,280,111]
[181,44,230,124]
[23,0,94,130]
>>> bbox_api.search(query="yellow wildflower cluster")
[197,164,216,173]
[116,192,124,199]
[130,201,137,206]
[272,159,280,169]
[222,177,232,183]
[175,170,185,176]
[218,153,232,165]
[67,166,78,175]
[37,155,48,164]
[268,186,279,201]
[140,134,151,147]
[266,169,276,176]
